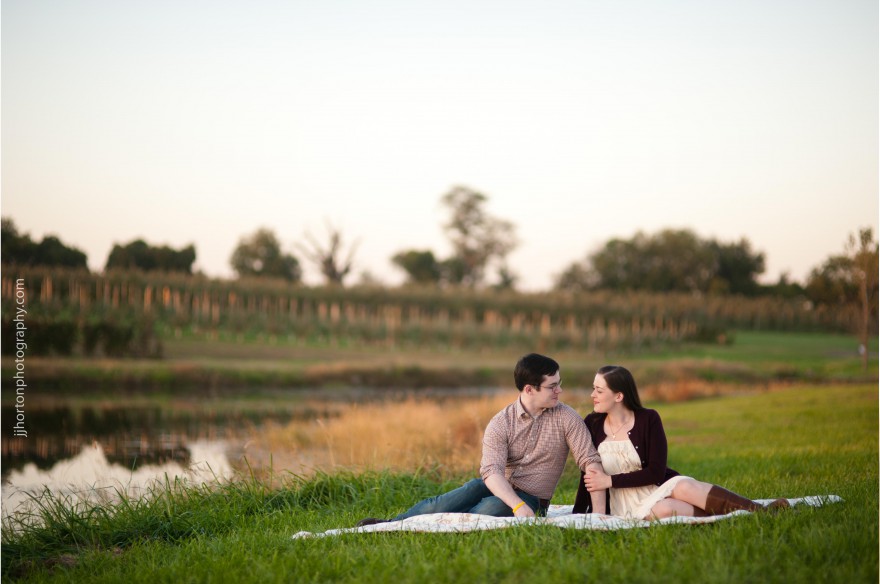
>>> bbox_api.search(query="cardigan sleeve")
[610,409,670,489]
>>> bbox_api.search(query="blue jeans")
[392,478,546,521]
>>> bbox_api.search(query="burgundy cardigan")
[572,408,679,514]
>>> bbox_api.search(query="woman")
[572,365,788,520]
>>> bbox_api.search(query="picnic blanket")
[292,495,841,539]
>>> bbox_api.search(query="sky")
[2,0,877,291]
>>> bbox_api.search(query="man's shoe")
[356,518,388,527]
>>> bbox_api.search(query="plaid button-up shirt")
[479,397,600,501]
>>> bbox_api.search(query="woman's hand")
[584,467,613,492]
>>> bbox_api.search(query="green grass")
[3,383,877,583]
[2,330,876,397]
[638,330,878,381]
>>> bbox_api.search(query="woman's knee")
[672,478,703,500]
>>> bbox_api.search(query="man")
[357,353,606,525]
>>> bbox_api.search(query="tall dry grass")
[253,393,517,477]
[244,381,761,480]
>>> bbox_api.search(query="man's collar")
[515,396,530,418]
[517,395,555,419]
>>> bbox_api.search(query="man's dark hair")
[514,353,560,391]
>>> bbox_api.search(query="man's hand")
[513,502,536,518]
[484,474,536,517]
[584,466,613,491]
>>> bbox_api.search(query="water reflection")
[1,402,327,477]
[0,388,507,523]
[2,441,233,523]
[0,388,494,477]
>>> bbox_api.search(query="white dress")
[597,439,692,520]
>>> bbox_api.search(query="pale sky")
[2,0,877,291]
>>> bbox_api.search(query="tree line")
[0,186,517,289]
[2,186,876,320]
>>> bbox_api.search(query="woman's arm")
[585,463,606,513]
[572,470,591,513]
[573,413,606,513]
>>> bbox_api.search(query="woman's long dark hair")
[597,365,643,411]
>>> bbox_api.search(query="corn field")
[0,267,855,357]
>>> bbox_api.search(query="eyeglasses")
[537,382,562,393]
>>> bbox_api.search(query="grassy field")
[2,330,876,397]
[2,382,876,583]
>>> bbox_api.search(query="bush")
[1,310,161,358]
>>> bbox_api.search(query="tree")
[35,236,90,268]
[391,250,442,285]
[805,228,878,371]
[493,264,518,291]
[388,186,518,290]
[1,218,88,269]
[587,229,716,293]
[709,238,765,296]
[760,272,805,299]
[553,262,595,293]
[106,239,196,273]
[849,229,878,371]
[296,223,358,286]
[441,186,518,287]
[555,228,766,295]
[805,255,857,306]
[230,228,301,282]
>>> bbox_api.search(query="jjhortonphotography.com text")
[12,277,27,437]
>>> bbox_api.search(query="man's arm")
[483,474,535,518]
[564,408,602,469]
[480,411,535,518]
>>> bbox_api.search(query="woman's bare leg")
[663,477,788,516]
[648,498,700,520]
[669,478,714,509]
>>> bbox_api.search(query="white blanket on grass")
[291,495,841,539]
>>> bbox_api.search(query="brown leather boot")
[764,498,791,511]
[702,485,763,515]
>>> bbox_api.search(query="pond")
[0,391,362,521]
[0,387,514,523]
[2,401,308,476]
